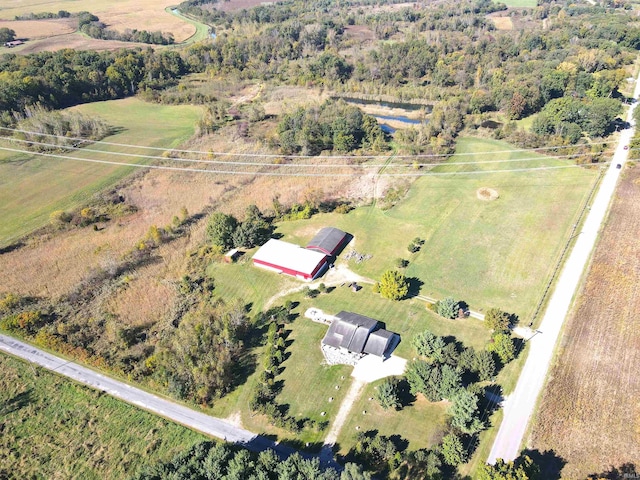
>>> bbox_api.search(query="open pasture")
[0,98,201,249]
[277,137,597,322]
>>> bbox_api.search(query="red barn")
[252,239,328,281]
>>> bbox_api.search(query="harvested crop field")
[0,0,195,43]
[7,33,147,54]
[530,165,640,478]
[0,19,74,39]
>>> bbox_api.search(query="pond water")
[335,96,433,113]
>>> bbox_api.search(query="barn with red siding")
[252,239,328,281]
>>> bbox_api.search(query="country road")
[0,333,297,458]
[487,75,640,463]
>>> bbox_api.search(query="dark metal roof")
[322,311,378,353]
[306,227,348,256]
[335,311,378,330]
[350,327,371,353]
[363,329,394,357]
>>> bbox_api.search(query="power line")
[0,136,614,168]
[0,144,597,177]
[0,126,614,159]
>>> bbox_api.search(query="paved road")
[488,78,640,463]
[0,333,297,458]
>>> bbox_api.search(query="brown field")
[0,0,195,42]
[15,33,149,54]
[530,165,640,478]
[343,25,376,42]
[0,18,75,39]
[491,16,514,30]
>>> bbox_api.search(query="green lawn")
[0,98,201,247]
[276,137,597,323]
[0,353,205,479]
[337,380,448,454]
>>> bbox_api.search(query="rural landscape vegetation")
[0,0,639,478]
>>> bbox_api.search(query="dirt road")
[487,76,640,463]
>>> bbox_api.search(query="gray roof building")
[363,329,394,357]
[306,227,349,256]
[322,311,397,358]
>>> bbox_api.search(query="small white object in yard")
[356,426,360,430]
[329,397,333,402]
[341,376,345,380]
[335,385,340,390]
[321,411,326,416]
[362,410,366,415]
[306,442,310,447]
[368,397,373,401]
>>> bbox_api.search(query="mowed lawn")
[0,98,201,247]
[277,137,597,322]
[0,354,205,479]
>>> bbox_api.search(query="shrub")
[435,297,458,319]
[376,377,401,410]
[485,308,511,332]
[395,258,409,268]
[488,333,516,364]
[378,270,409,301]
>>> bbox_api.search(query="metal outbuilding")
[306,227,349,256]
[252,238,328,281]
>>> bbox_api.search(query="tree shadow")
[586,463,638,480]
[0,242,25,255]
[0,389,33,415]
[230,350,258,390]
[405,277,424,298]
[396,379,416,408]
[521,449,566,480]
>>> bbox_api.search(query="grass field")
[338,380,448,454]
[0,353,206,479]
[529,165,640,478]
[277,137,597,323]
[0,98,201,248]
[0,0,196,43]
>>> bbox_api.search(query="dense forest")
[1,0,637,153]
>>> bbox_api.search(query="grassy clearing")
[491,17,513,31]
[277,137,597,323]
[529,166,640,477]
[166,7,210,45]
[0,98,201,247]
[0,353,205,480]
[338,381,448,454]
[207,256,299,314]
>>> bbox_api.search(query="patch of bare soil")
[530,166,640,478]
[476,187,499,201]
